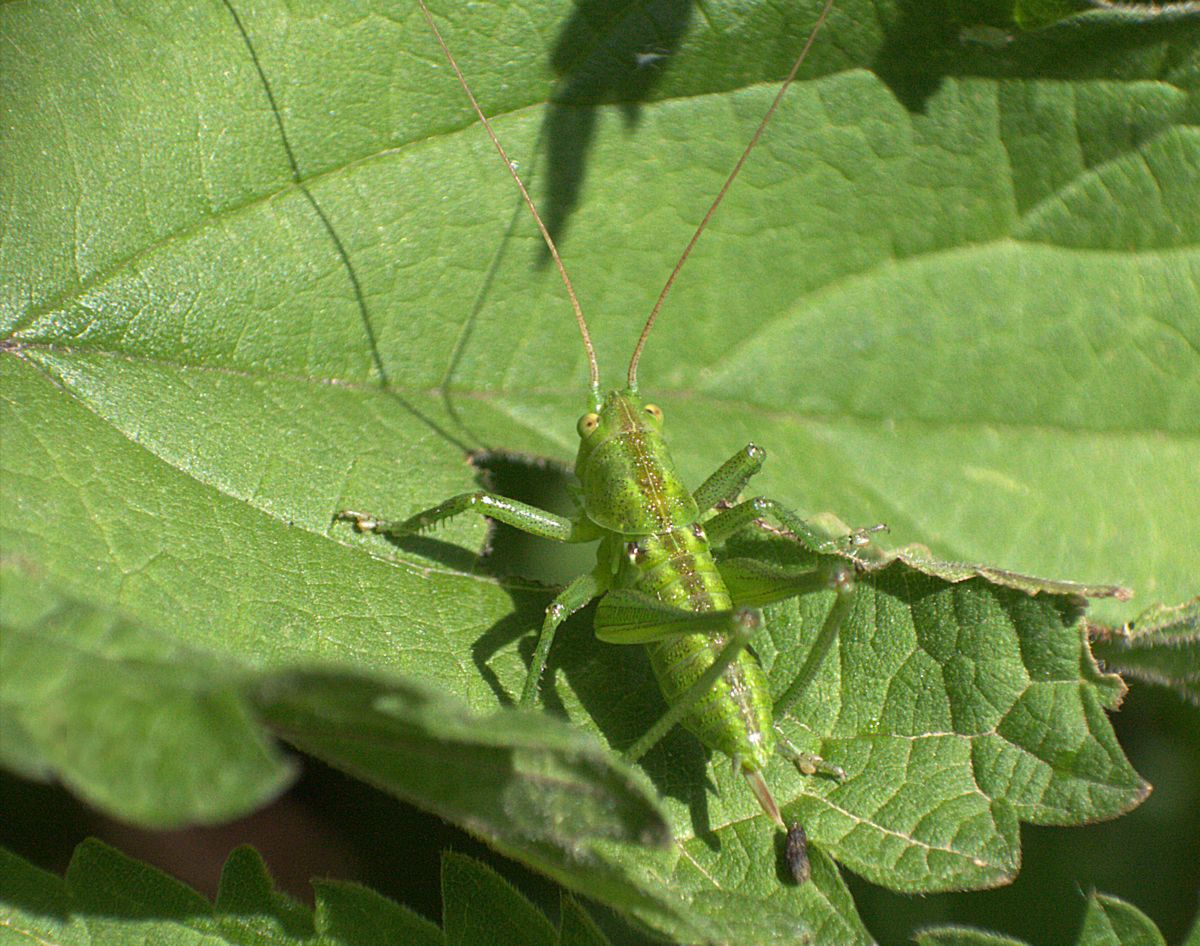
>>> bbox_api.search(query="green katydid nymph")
[338,0,874,881]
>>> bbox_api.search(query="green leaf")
[314,880,444,946]
[214,847,314,941]
[1014,0,1200,31]
[316,878,448,946]
[252,667,671,854]
[558,894,614,946]
[0,846,81,946]
[0,566,294,826]
[916,891,1168,946]
[63,840,221,942]
[1077,892,1168,946]
[1,0,1189,943]
[441,852,556,946]
[0,842,620,946]
[1091,599,1200,706]
[1013,0,1090,30]
[916,927,1028,946]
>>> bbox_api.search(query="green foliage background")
[2,0,1198,943]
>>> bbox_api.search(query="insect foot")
[846,522,889,548]
[333,510,381,533]
[775,727,848,782]
[733,606,763,635]
[794,752,848,782]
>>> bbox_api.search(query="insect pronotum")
[339,0,876,874]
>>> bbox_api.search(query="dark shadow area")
[363,531,485,575]
[774,825,799,885]
[469,448,591,587]
[871,0,1013,112]
[538,0,695,255]
[873,0,1198,113]
[470,593,554,709]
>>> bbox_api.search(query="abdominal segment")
[631,529,775,772]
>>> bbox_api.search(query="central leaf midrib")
[13,342,1197,440]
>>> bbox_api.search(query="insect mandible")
[338,0,877,875]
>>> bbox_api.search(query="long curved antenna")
[416,0,600,395]
[627,0,835,391]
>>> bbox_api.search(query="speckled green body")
[576,390,775,773]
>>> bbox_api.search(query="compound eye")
[643,403,663,423]
[577,412,601,437]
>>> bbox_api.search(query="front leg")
[693,451,884,553]
[692,443,766,512]
[338,492,603,706]
[337,491,600,543]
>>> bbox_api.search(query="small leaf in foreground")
[442,851,556,946]
[253,668,670,853]
[559,893,615,946]
[314,879,444,946]
[0,565,294,827]
[215,846,313,940]
[0,842,614,946]
[916,926,1027,946]
[1078,892,1169,946]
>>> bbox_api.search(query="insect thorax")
[575,390,699,535]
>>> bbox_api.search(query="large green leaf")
[1,0,1193,943]
[4,0,1196,625]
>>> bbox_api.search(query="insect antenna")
[626,0,836,391]
[415,0,600,397]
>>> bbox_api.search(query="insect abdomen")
[648,631,775,770]
[633,530,776,772]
